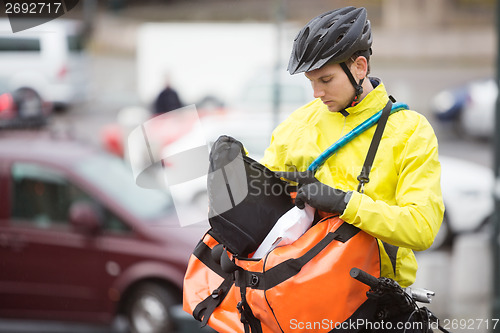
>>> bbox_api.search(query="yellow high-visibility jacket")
[260,80,444,287]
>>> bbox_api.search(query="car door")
[0,160,112,322]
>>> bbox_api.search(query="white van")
[0,19,89,110]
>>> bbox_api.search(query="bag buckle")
[211,288,224,299]
[249,274,259,287]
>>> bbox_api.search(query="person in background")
[153,75,183,115]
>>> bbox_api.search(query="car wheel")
[430,213,453,250]
[126,283,177,333]
[14,88,43,118]
[452,111,474,140]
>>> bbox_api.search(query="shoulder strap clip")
[356,98,393,193]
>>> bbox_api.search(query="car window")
[0,37,41,52]
[74,154,174,221]
[10,162,131,234]
[12,162,75,228]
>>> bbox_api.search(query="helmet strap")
[340,62,365,108]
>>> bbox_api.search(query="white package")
[252,204,315,259]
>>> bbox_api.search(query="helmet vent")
[327,20,337,28]
[319,32,328,42]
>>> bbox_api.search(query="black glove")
[275,171,352,214]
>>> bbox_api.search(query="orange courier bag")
[183,214,380,333]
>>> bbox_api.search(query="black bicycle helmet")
[287,7,372,75]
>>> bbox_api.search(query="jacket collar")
[344,78,388,117]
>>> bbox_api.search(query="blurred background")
[0,0,497,332]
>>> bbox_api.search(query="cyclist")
[260,6,445,331]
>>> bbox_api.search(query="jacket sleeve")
[260,119,307,172]
[340,116,445,251]
[260,132,287,171]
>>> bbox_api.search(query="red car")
[0,130,206,333]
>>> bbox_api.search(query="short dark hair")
[345,50,371,75]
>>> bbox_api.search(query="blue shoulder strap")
[307,101,408,174]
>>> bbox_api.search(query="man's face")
[305,62,355,112]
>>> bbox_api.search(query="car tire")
[430,212,453,250]
[126,283,177,333]
[14,88,43,118]
[454,112,477,141]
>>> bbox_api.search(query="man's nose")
[313,86,325,99]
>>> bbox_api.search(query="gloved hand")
[275,170,352,214]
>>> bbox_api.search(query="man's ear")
[352,56,368,79]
